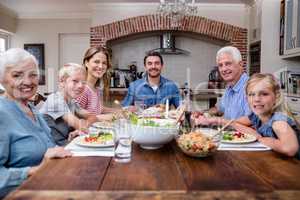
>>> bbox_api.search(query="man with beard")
[193,46,251,124]
[122,52,180,108]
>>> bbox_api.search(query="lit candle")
[165,99,169,119]
[192,0,195,6]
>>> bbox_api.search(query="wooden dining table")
[4,142,300,200]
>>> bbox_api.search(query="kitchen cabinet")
[249,41,261,75]
[286,95,300,123]
[283,0,300,57]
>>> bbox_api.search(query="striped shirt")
[76,85,103,115]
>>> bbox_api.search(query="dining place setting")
[64,99,187,160]
[179,111,272,157]
[65,122,115,157]
[65,99,271,162]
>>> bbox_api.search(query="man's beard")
[148,69,160,78]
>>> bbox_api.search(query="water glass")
[134,100,146,114]
[114,119,132,163]
[88,126,100,137]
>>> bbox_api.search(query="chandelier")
[157,0,198,27]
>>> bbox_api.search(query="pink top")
[76,85,103,115]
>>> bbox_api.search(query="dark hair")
[143,52,164,66]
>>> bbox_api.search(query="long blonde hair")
[246,73,298,125]
[82,46,112,100]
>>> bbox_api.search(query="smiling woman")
[0,48,72,198]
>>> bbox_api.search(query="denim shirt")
[122,76,181,108]
[217,73,251,119]
[249,112,300,159]
[0,97,55,197]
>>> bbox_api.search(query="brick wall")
[91,14,247,63]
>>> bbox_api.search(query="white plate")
[221,132,257,144]
[195,128,219,137]
[74,135,114,148]
[92,121,114,129]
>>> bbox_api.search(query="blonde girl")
[76,47,118,121]
[229,73,300,158]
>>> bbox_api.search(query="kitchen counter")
[191,89,224,100]
[109,87,128,92]
[284,93,300,98]
[108,88,224,105]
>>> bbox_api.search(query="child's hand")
[68,130,82,141]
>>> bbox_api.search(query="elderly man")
[194,46,251,124]
[122,52,181,108]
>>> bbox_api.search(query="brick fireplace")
[90,14,247,63]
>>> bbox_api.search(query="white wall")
[93,3,249,89]
[11,19,91,93]
[8,2,251,93]
[111,36,222,89]
[91,3,249,29]
[248,0,262,43]
[0,4,17,33]
[261,0,300,74]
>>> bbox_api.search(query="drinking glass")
[134,100,146,114]
[114,119,132,163]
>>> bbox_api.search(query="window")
[0,32,10,53]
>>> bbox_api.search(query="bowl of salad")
[177,131,220,157]
[129,114,179,149]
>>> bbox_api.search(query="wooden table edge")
[4,190,300,200]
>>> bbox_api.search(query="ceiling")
[0,0,255,18]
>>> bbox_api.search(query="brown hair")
[143,51,164,66]
[246,73,299,126]
[83,46,112,100]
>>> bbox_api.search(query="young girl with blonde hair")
[229,73,300,158]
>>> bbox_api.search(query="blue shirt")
[249,112,300,159]
[217,73,251,119]
[122,76,181,108]
[0,97,55,197]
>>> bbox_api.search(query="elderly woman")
[0,48,72,198]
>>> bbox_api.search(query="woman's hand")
[28,147,72,177]
[44,146,72,159]
[96,113,114,122]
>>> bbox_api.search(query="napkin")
[218,141,271,151]
[65,139,114,157]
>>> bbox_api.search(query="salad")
[177,132,218,157]
[222,131,256,143]
[83,132,113,144]
[129,113,177,128]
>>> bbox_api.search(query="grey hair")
[216,46,242,63]
[0,48,38,81]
